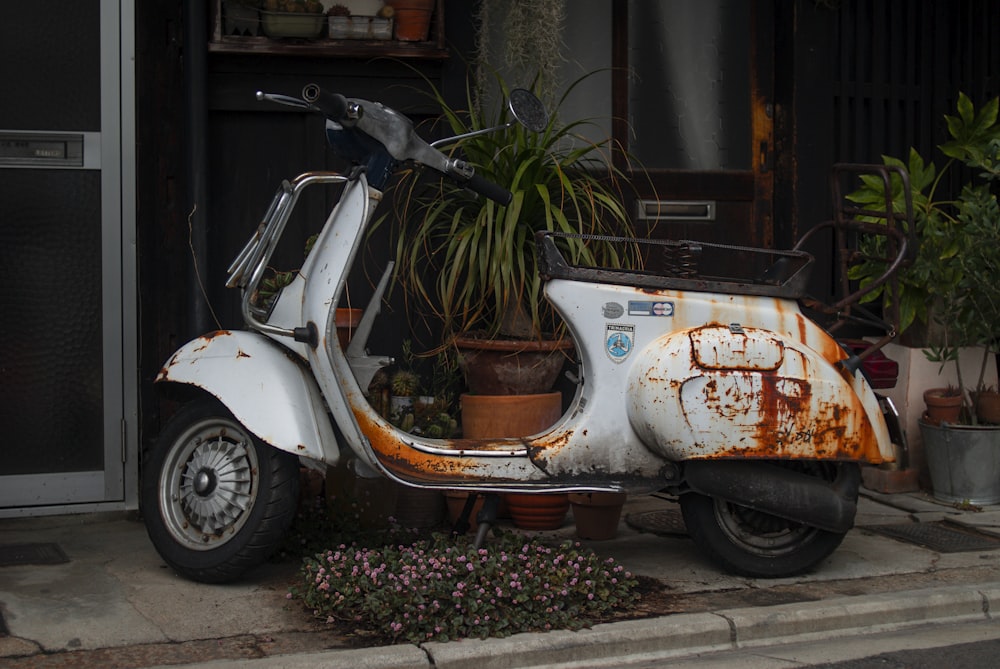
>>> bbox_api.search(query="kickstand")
[451,493,479,537]
[473,494,501,549]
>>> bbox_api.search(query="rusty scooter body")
[144,84,912,583]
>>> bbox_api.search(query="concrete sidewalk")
[1,490,999,668]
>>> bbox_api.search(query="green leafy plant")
[256,268,296,307]
[381,341,461,436]
[292,529,638,643]
[848,93,1000,422]
[384,71,640,342]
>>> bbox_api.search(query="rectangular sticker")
[628,300,674,317]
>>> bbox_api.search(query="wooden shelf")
[210,0,448,59]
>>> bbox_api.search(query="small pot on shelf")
[385,0,434,41]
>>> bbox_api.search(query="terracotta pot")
[444,490,483,532]
[505,493,570,531]
[393,484,444,530]
[923,388,963,426]
[460,392,562,438]
[455,335,574,395]
[461,392,564,530]
[569,492,627,540]
[972,390,1000,424]
[335,308,362,348]
[386,0,433,41]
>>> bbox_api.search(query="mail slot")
[0,132,85,168]
[637,199,717,222]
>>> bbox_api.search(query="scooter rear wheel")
[141,397,300,583]
[680,462,856,578]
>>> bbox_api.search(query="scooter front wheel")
[141,397,300,583]
[680,462,855,578]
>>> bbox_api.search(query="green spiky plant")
[385,70,640,342]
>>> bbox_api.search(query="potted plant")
[849,93,1000,504]
[386,72,639,393]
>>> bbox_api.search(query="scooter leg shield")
[682,460,860,533]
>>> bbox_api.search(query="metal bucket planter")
[919,420,1000,505]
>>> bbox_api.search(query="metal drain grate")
[0,542,70,567]
[865,521,1000,553]
[625,509,689,537]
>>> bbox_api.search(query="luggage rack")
[537,164,915,364]
[537,233,815,300]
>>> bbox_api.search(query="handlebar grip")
[465,173,513,206]
[302,84,350,123]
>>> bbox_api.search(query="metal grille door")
[0,0,135,512]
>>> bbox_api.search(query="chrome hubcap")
[159,418,259,550]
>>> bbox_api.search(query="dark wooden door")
[612,0,774,249]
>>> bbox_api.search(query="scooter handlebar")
[301,85,352,125]
[298,83,513,206]
[464,172,513,206]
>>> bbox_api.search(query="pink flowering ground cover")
[290,529,640,643]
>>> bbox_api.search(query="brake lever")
[255,91,314,111]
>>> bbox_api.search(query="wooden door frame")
[610,0,775,247]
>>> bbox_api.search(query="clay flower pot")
[335,307,362,348]
[923,387,963,425]
[972,390,1000,424]
[569,492,627,540]
[505,493,570,531]
[460,392,562,439]
[444,490,483,532]
[386,0,434,41]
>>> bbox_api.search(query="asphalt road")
[811,637,1000,669]
[595,620,1000,669]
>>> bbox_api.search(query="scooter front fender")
[156,330,339,465]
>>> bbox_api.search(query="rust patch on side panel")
[352,409,496,484]
[629,324,885,464]
[682,368,880,462]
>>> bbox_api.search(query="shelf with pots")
[210,0,448,59]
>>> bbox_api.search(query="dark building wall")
[135,0,1000,448]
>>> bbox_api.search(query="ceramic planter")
[923,387,963,425]
[973,390,1000,424]
[569,492,627,540]
[455,335,573,395]
[444,490,484,531]
[393,484,444,530]
[335,307,362,348]
[386,0,434,41]
[460,389,565,531]
[505,493,570,531]
[460,392,562,439]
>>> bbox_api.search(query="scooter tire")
[679,463,856,578]
[141,397,300,583]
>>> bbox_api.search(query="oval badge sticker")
[603,302,625,319]
[605,324,634,363]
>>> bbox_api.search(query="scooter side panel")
[626,324,892,462]
[537,280,893,480]
[156,330,339,465]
